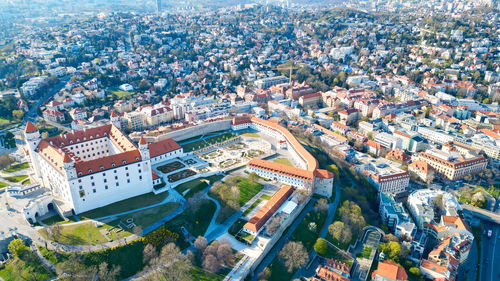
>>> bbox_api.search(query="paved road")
[480,222,500,281]
[249,198,318,281]
[24,75,71,122]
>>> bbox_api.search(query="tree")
[278,241,309,273]
[142,244,157,265]
[328,221,344,242]
[203,254,220,273]
[194,236,208,252]
[409,267,420,276]
[315,198,329,213]
[8,239,28,258]
[266,215,283,235]
[378,241,401,261]
[313,238,328,256]
[258,267,271,281]
[216,243,233,266]
[97,262,121,281]
[57,253,96,281]
[144,243,192,281]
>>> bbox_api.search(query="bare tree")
[216,243,233,266]
[202,254,220,273]
[266,216,283,236]
[143,243,192,281]
[142,244,157,265]
[315,198,329,213]
[194,236,208,252]
[97,262,121,281]
[203,240,220,258]
[278,241,309,273]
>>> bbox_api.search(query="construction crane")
[274,62,303,84]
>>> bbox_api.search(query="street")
[24,75,71,123]
[480,222,500,281]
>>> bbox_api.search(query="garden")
[2,162,29,173]
[156,161,185,174]
[164,198,216,241]
[167,169,196,183]
[3,175,28,183]
[247,149,264,157]
[174,174,223,198]
[202,150,223,159]
[181,132,236,152]
[273,158,294,167]
[226,142,245,150]
[219,159,240,169]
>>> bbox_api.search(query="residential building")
[379,192,416,238]
[371,261,408,281]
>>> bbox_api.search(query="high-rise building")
[156,0,162,16]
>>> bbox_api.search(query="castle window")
[127,179,130,183]
[93,189,96,193]
[105,185,108,189]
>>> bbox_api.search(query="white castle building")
[24,119,182,215]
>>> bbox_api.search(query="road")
[24,75,71,123]
[479,222,500,281]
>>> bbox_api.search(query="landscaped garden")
[226,142,245,150]
[0,181,8,189]
[167,169,196,182]
[202,150,223,159]
[228,218,248,236]
[79,191,169,219]
[3,175,28,183]
[156,161,185,174]
[247,149,264,157]
[219,159,240,169]
[2,162,29,173]
[181,132,236,152]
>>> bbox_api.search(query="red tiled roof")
[243,185,294,233]
[148,138,181,158]
[371,261,408,281]
[247,158,314,182]
[25,121,38,133]
[138,136,147,145]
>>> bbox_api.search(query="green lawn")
[79,191,169,219]
[39,221,109,245]
[261,194,272,200]
[233,177,264,205]
[291,209,328,252]
[267,259,295,281]
[228,218,247,236]
[116,202,181,230]
[3,162,30,173]
[110,89,135,98]
[41,215,77,226]
[240,132,260,138]
[190,265,225,281]
[273,158,294,167]
[175,174,224,198]
[0,117,15,130]
[3,175,28,183]
[164,198,216,239]
[0,181,8,189]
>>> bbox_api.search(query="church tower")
[24,121,42,178]
[138,136,150,160]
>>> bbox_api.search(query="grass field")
[261,194,272,200]
[290,208,327,251]
[41,215,77,226]
[0,117,14,130]
[175,174,224,198]
[0,181,8,189]
[39,221,109,245]
[240,132,260,138]
[110,89,135,98]
[3,162,30,173]
[164,198,216,238]
[3,175,28,182]
[40,203,180,245]
[79,192,169,219]
[273,158,294,167]
[267,258,295,281]
[242,199,262,216]
[234,177,264,205]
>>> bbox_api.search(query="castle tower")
[138,136,150,160]
[62,153,77,180]
[24,121,42,178]
[110,111,121,130]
